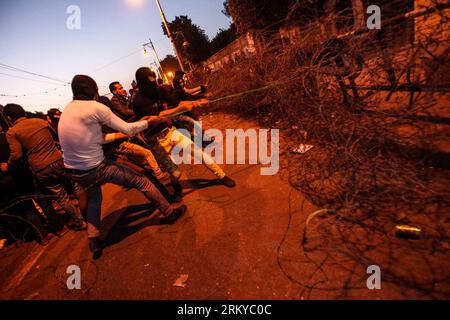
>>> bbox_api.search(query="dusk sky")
[0,0,231,112]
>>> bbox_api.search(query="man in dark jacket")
[1,104,86,232]
[46,108,61,143]
[0,127,48,245]
[171,70,206,102]
[170,71,213,147]
[109,81,135,121]
[132,67,235,188]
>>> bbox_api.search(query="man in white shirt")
[59,75,186,259]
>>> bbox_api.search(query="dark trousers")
[34,160,83,223]
[67,159,173,238]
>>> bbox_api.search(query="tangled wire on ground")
[204,2,450,297]
[0,194,66,244]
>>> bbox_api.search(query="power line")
[0,72,68,86]
[0,55,123,97]
[0,63,70,84]
[90,48,142,74]
[0,63,72,98]
[0,85,69,98]
[1,44,153,98]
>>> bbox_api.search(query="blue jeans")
[67,159,173,238]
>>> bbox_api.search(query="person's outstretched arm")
[103,132,129,143]
[97,103,159,137]
[158,99,209,118]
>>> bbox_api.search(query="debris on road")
[24,292,39,300]
[173,274,189,288]
[0,238,6,249]
[299,130,307,139]
[395,225,421,239]
[292,144,313,154]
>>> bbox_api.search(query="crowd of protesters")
[0,68,235,259]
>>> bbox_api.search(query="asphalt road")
[0,113,448,300]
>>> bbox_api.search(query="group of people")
[0,68,235,259]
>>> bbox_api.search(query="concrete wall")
[205,33,256,71]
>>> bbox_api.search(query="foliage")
[224,0,298,33]
[210,24,237,55]
[160,54,181,73]
[162,15,211,65]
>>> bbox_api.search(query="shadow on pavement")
[180,178,222,197]
[102,204,159,248]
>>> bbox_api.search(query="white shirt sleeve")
[95,102,148,137]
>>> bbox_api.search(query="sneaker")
[88,237,104,260]
[170,193,183,203]
[219,176,236,188]
[38,233,53,246]
[54,226,70,238]
[67,218,87,231]
[159,205,187,225]
[155,171,170,184]
[171,183,183,203]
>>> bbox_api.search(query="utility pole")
[155,0,185,72]
[143,38,168,82]
[153,61,163,80]
[149,38,168,82]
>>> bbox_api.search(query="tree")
[162,15,211,65]
[210,24,237,56]
[223,0,300,34]
[222,1,231,17]
[160,54,181,73]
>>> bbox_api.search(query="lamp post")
[173,31,194,71]
[150,61,164,81]
[143,39,168,82]
[155,0,185,72]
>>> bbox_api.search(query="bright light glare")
[127,0,144,7]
